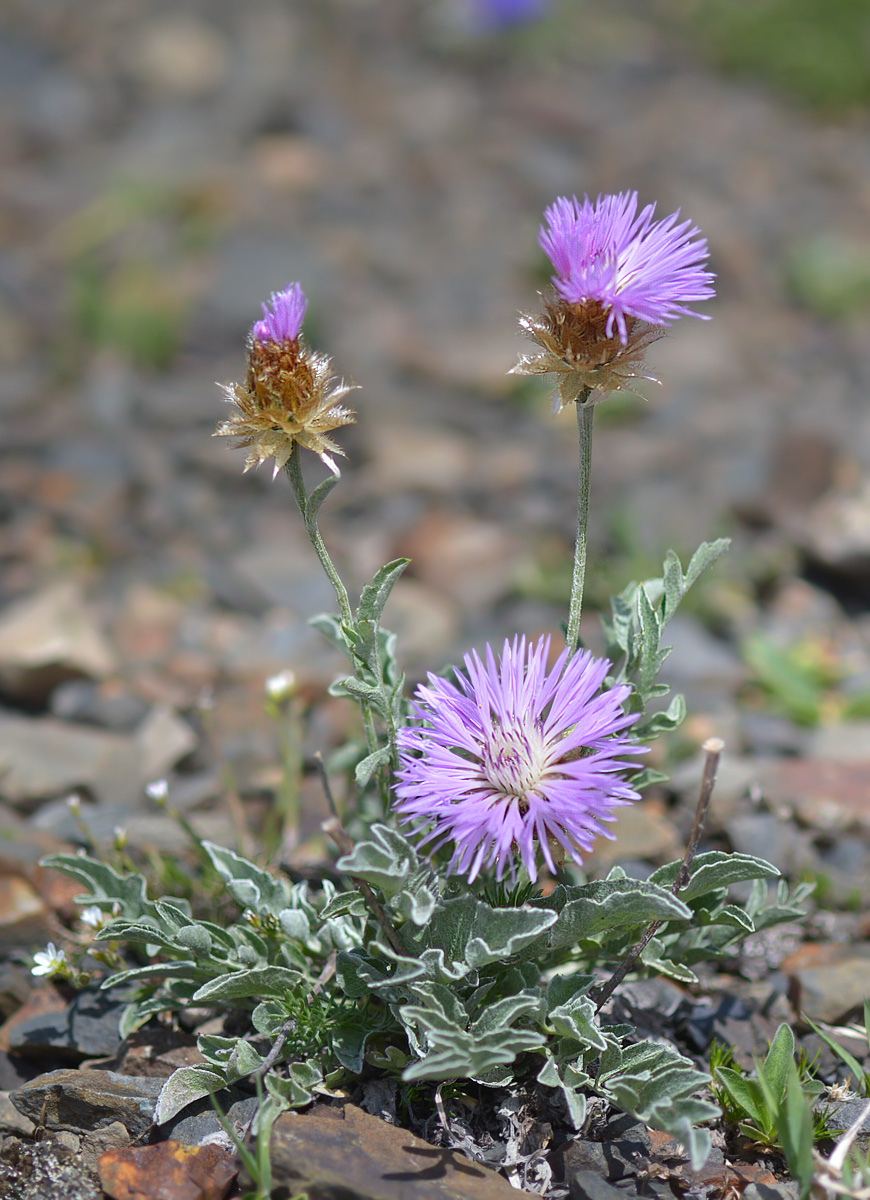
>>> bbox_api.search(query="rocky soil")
[1,1,870,1197]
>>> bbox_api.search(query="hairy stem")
[566,393,594,655]
[593,738,724,1011]
[285,445,353,627]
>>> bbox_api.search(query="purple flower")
[394,637,644,883]
[252,282,307,345]
[473,0,549,30]
[539,192,715,344]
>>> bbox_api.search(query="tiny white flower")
[113,826,128,850]
[265,669,296,703]
[145,779,169,803]
[65,793,81,814]
[80,906,106,930]
[31,943,67,978]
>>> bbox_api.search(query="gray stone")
[0,1092,34,1137]
[166,1092,258,1146]
[8,988,124,1062]
[50,680,149,732]
[79,1121,131,1174]
[0,1137,101,1200]
[9,1069,163,1137]
[569,1169,627,1200]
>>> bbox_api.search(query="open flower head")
[215,282,356,476]
[512,191,714,407]
[393,636,644,882]
[31,942,68,978]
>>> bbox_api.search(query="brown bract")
[510,293,663,409]
[214,336,356,475]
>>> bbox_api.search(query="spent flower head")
[215,282,356,476]
[393,636,644,882]
[512,191,714,407]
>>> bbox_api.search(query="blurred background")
[1,0,870,913]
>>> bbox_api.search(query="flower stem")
[566,392,593,655]
[285,444,353,627]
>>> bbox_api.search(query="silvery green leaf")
[328,676,388,717]
[227,1040,265,1081]
[662,550,683,624]
[538,880,691,950]
[470,991,546,1035]
[547,995,607,1051]
[410,894,557,968]
[39,854,159,921]
[192,966,305,1003]
[357,558,410,625]
[154,1067,226,1125]
[303,471,341,526]
[392,883,438,926]
[202,842,288,916]
[335,824,419,900]
[597,1041,717,1169]
[173,925,213,957]
[278,909,310,942]
[332,1025,374,1073]
[251,1000,287,1038]
[639,936,698,984]
[308,613,350,655]
[371,945,471,987]
[354,746,391,790]
[684,538,730,590]
[635,692,686,741]
[320,890,368,920]
[649,851,779,902]
[545,974,595,1009]
[101,961,205,989]
[335,950,391,997]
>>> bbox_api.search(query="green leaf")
[662,550,684,624]
[335,824,420,900]
[684,538,730,591]
[759,1023,796,1101]
[202,842,288,916]
[328,676,388,716]
[154,1067,226,1125]
[39,854,158,921]
[357,558,410,625]
[304,471,341,526]
[100,961,207,989]
[715,1066,766,1127]
[192,966,305,1003]
[649,851,779,902]
[538,879,691,950]
[354,746,391,790]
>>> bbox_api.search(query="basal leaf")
[154,1067,226,1125]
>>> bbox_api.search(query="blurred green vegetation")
[672,0,870,112]
[784,235,870,319]
[55,179,225,372]
[741,632,870,726]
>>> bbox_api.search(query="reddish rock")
[263,1102,535,1200]
[0,984,68,1051]
[0,876,52,952]
[98,1140,236,1200]
[767,757,870,829]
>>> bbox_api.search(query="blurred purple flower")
[252,281,307,345]
[473,0,549,30]
[394,636,643,883]
[539,192,715,344]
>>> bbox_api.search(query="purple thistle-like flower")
[252,281,308,345]
[539,192,715,344]
[472,0,549,30]
[394,637,644,883]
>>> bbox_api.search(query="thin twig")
[321,816,406,956]
[314,752,340,821]
[593,738,724,1012]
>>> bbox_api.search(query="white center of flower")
[481,721,546,798]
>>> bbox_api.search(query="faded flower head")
[215,282,356,476]
[512,191,714,407]
[393,636,644,882]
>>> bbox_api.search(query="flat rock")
[766,756,870,830]
[0,582,117,707]
[0,875,51,952]
[0,715,142,810]
[264,1102,535,1200]
[9,1068,164,1137]
[7,987,125,1062]
[583,799,682,872]
[97,1139,236,1200]
[0,1089,35,1136]
[781,942,870,1023]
